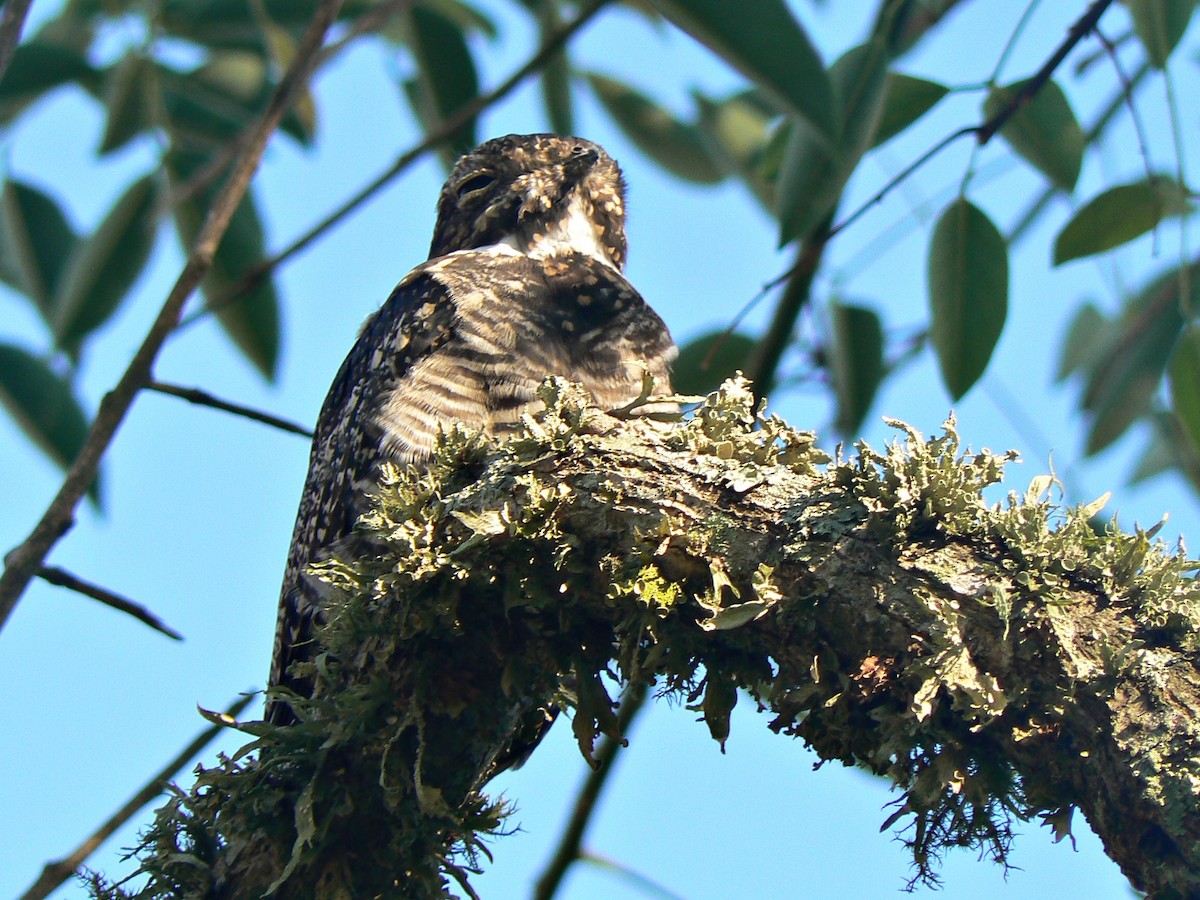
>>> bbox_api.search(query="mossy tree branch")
[98,379,1200,899]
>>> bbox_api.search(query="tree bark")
[103,379,1200,899]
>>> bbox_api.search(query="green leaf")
[407,5,480,165]
[695,90,775,207]
[1080,263,1190,453]
[871,73,949,147]
[170,152,280,379]
[530,0,574,134]
[1053,177,1192,265]
[0,180,78,319]
[927,198,1009,399]
[258,17,318,143]
[776,39,889,244]
[984,79,1085,191]
[830,302,884,435]
[672,330,756,395]
[0,343,100,505]
[647,0,836,142]
[0,40,99,123]
[1169,325,1200,453]
[587,73,722,184]
[52,176,159,349]
[99,53,154,155]
[1056,302,1110,382]
[1127,0,1197,68]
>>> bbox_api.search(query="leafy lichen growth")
[96,377,1200,898]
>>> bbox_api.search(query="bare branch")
[36,565,183,640]
[147,380,313,438]
[165,0,421,213]
[755,0,1117,309]
[19,693,257,900]
[174,0,610,332]
[535,685,648,900]
[0,0,347,631]
[0,0,34,85]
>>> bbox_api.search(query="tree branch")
[146,380,313,438]
[36,565,182,641]
[535,684,648,900]
[0,0,346,632]
[20,693,257,900]
[759,0,1117,301]
[173,0,610,332]
[100,380,1200,898]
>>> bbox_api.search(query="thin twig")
[19,693,257,900]
[0,0,347,631]
[174,0,610,332]
[756,0,1117,302]
[36,565,183,640]
[0,0,34,85]
[315,0,417,65]
[166,0,420,212]
[534,683,648,900]
[975,0,1115,145]
[147,380,313,438]
[1007,57,1151,244]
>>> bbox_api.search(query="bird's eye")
[457,173,496,197]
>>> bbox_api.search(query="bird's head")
[429,133,628,270]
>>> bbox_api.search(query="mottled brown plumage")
[268,134,676,735]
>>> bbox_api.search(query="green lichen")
[96,377,1200,898]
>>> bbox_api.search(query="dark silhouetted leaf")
[830,301,884,435]
[100,53,154,155]
[984,79,1084,191]
[872,73,948,147]
[408,6,480,165]
[777,39,888,244]
[1080,262,1191,454]
[1128,0,1197,68]
[1169,325,1200,453]
[927,198,1008,399]
[0,343,100,504]
[1053,177,1191,265]
[529,0,574,134]
[1056,302,1110,382]
[170,151,280,379]
[52,176,159,348]
[673,330,756,395]
[0,180,78,319]
[0,40,99,123]
[587,73,722,184]
[258,18,318,142]
[695,90,775,207]
[648,0,836,142]
[159,0,376,51]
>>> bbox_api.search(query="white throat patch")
[498,194,617,271]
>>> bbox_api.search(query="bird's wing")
[267,264,469,722]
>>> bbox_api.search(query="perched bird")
[268,134,677,737]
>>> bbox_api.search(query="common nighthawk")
[268,134,677,743]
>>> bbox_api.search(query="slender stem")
[0,0,34,85]
[174,0,610,332]
[974,0,1115,146]
[534,683,649,900]
[147,380,313,438]
[19,693,257,900]
[0,0,346,631]
[1007,58,1151,244]
[758,0,1119,309]
[36,565,182,640]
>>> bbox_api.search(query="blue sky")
[2,1,1191,897]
